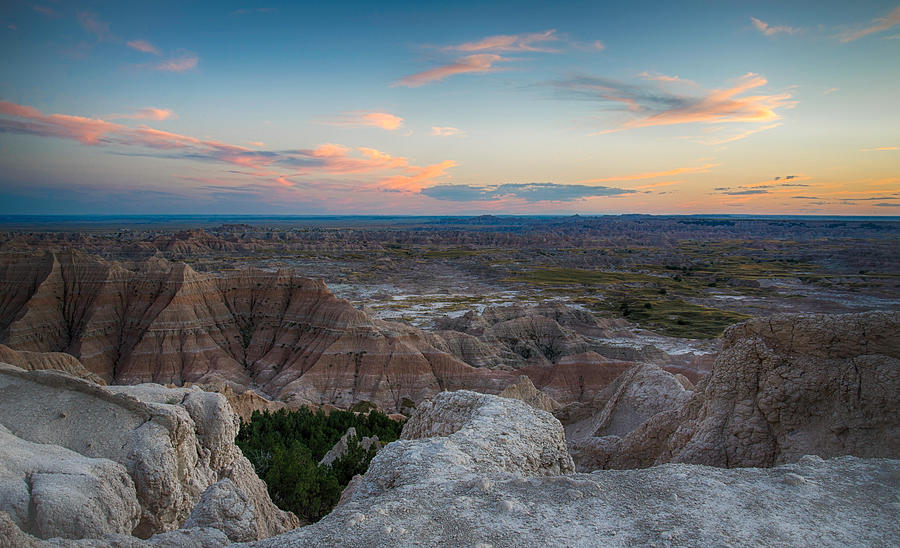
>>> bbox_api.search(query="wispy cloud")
[154,53,199,72]
[445,30,559,53]
[325,111,404,131]
[431,126,465,137]
[127,39,160,55]
[422,182,635,202]
[551,72,794,136]
[77,11,116,42]
[108,107,176,121]
[638,72,696,85]
[695,122,781,145]
[839,5,900,42]
[861,146,898,151]
[824,87,839,94]
[579,163,718,184]
[33,5,60,18]
[0,100,454,192]
[376,160,457,192]
[396,54,506,87]
[751,17,799,36]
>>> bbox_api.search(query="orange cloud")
[396,54,505,87]
[326,111,404,131]
[751,17,799,36]
[376,160,457,192]
[447,30,558,52]
[127,40,160,55]
[861,146,898,151]
[632,180,682,189]
[840,5,900,42]
[0,100,457,192]
[579,163,718,184]
[619,73,793,131]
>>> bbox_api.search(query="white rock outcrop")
[0,424,140,540]
[0,364,298,541]
[4,389,898,547]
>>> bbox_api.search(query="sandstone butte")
[0,251,653,411]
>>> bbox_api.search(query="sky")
[0,1,898,216]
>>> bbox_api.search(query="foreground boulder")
[0,364,298,540]
[254,391,898,547]
[579,311,900,469]
[0,424,140,540]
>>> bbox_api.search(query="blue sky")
[1,1,898,214]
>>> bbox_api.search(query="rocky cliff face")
[0,364,298,540]
[0,252,524,410]
[572,311,900,469]
[0,252,661,411]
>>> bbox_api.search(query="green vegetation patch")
[607,297,751,339]
[236,407,404,522]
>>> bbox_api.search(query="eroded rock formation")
[572,311,900,469]
[0,364,298,540]
[498,375,560,412]
[0,344,104,384]
[5,389,898,547]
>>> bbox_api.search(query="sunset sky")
[1,1,898,215]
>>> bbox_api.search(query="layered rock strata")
[571,311,900,469]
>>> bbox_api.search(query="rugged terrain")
[3,389,897,547]
[0,364,298,541]
[0,251,705,411]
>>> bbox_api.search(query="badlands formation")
[0,250,897,546]
[0,251,690,411]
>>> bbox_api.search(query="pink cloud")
[127,40,160,55]
[0,100,120,145]
[396,54,506,87]
[431,126,465,137]
[0,100,456,192]
[447,30,559,53]
[155,54,198,72]
[109,107,176,121]
[326,111,405,131]
[840,5,900,42]
[751,17,799,36]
